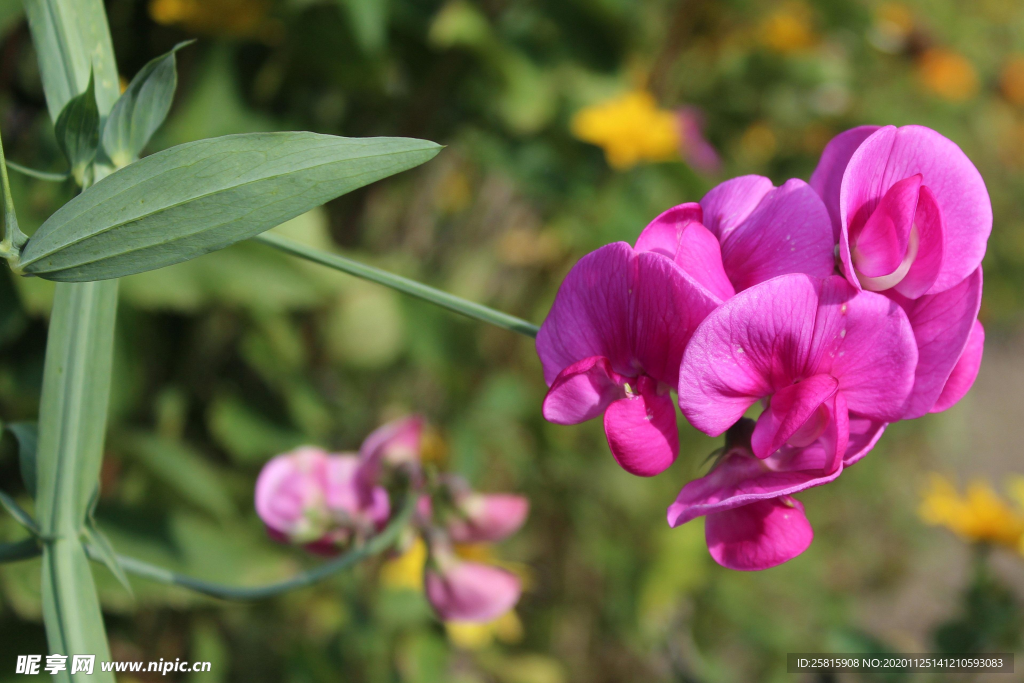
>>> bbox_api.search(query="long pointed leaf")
[6,422,39,497]
[102,41,193,168]
[54,71,99,185]
[20,132,441,281]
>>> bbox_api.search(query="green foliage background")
[1,0,1024,681]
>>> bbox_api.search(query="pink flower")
[638,176,836,298]
[810,126,989,415]
[676,107,720,174]
[254,447,390,550]
[886,268,983,417]
[677,274,918,471]
[667,416,885,570]
[810,125,990,298]
[536,241,722,476]
[355,415,424,490]
[447,493,530,544]
[424,559,522,622]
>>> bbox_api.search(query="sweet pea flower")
[677,274,918,472]
[255,447,390,551]
[447,492,530,544]
[536,241,722,476]
[424,550,522,622]
[810,126,989,416]
[886,268,984,417]
[668,416,885,570]
[810,124,990,298]
[650,175,837,295]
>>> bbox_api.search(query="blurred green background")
[2,0,1024,681]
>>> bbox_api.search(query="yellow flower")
[916,48,979,103]
[149,0,274,39]
[445,610,524,650]
[570,91,680,170]
[380,536,427,591]
[919,474,1024,548]
[760,2,817,54]
[1000,56,1024,107]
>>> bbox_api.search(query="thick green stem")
[254,232,540,338]
[24,1,122,680]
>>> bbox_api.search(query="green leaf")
[102,41,193,168]
[54,72,99,186]
[6,422,39,498]
[123,433,236,520]
[0,488,40,535]
[83,487,132,596]
[20,132,441,281]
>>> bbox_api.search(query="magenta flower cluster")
[537,125,988,571]
[255,417,529,622]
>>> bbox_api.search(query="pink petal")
[931,319,985,413]
[888,267,983,418]
[449,494,530,544]
[536,243,635,384]
[817,393,849,474]
[811,276,918,422]
[839,125,990,294]
[632,252,724,387]
[841,415,887,466]
[750,374,839,459]
[677,106,721,173]
[719,179,836,291]
[704,497,814,571]
[667,450,841,528]
[425,562,522,622]
[678,274,821,436]
[635,206,735,301]
[809,125,880,240]
[849,174,920,279]
[700,175,775,241]
[603,376,679,476]
[356,415,424,496]
[634,203,703,257]
[255,447,330,538]
[893,184,945,298]
[542,355,627,424]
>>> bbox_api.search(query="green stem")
[0,489,41,536]
[24,2,122,680]
[6,159,70,182]
[87,492,415,601]
[254,232,540,339]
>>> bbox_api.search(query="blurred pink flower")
[447,493,530,544]
[677,274,917,472]
[676,106,720,174]
[255,447,389,551]
[425,557,522,622]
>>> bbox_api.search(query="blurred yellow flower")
[739,122,777,164]
[380,536,427,591]
[1000,56,1024,107]
[149,0,275,39]
[916,48,979,102]
[919,474,1024,549]
[760,2,817,54]
[869,3,915,54]
[445,610,524,649]
[570,91,680,170]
